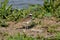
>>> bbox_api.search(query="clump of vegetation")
[0,0,60,22]
[6,33,39,40]
[0,19,8,27]
[55,32,60,39]
[6,33,60,40]
[43,0,60,18]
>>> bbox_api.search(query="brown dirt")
[0,17,60,40]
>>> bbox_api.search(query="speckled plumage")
[21,14,33,29]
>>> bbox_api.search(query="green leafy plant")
[43,0,60,18]
[6,33,39,40]
[54,32,60,40]
[0,19,8,27]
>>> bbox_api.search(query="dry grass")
[0,17,60,40]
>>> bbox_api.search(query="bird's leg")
[25,26,29,29]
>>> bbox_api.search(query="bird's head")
[26,13,32,19]
[29,13,32,16]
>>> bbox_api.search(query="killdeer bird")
[16,13,35,29]
[22,14,33,29]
